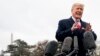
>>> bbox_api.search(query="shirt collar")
[72,16,80,22]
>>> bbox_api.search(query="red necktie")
[76,22,81,29]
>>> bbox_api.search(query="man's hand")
[71,23,79,31]
[85,23,92,31]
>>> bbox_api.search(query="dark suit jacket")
[56,17,97,51]
[56,17,97,41]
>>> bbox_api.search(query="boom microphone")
[61,37,72,53]
[83,31,96,50]
[44,41,58,56]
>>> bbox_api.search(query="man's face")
[72,5,83,19]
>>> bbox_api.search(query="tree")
[6,39,48,56]
[7,39,30,56]
[32,40,48,56]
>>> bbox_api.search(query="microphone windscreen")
[45,41,58,56]
[62,37,72,53]
[74,36,78,50]
[83,31,96,50]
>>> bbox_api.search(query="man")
[56,3,97,56]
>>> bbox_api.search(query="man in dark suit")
[44,3,97,56]
[56,3,97,56]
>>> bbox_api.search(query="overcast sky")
[0,0,100,52]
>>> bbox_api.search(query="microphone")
[83,31,96,50]
[74,36,78,50]
[44,41,58,56]
[61,37,72,53]
[66,36,78,56]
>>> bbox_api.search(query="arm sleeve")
[56,20,73,42]
[92,31,97,41]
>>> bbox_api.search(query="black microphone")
[83,31,96,50]
[61,37,72,53]
[44,41,58,56]
[66,36,78,56]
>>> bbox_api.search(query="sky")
[0,0,100,52]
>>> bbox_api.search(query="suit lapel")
[68,17,75,26]
[80,20,86,29]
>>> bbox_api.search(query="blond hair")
[71,3,84,11]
